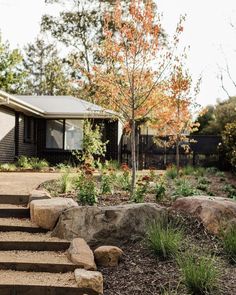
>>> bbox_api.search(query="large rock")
[74,269,103,295]
[30,197,78,230]
[68,238,97,270]
[28,190,51,203]
[171,196,236,235]
[52,203,166,245]
[94,246,123,267]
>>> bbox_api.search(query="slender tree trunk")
[176,134,180,177]
[131,118,136,196]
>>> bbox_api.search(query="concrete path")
[0,172,61,195]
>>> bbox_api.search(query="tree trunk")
[131,119,136,196]
[176,134,180,177]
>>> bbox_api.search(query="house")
[0,90,122,164]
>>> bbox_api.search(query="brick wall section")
[17,114,37,158]
[0,106,15,163]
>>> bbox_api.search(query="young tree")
[93,0,188,194]
[22,37,72,95]
[0,35,26,93]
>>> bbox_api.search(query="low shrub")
[0,163,17,171]
[146,219,182,260]
[59,171,72,193]
[222,225,236,263]
[177,253,218,294]
[223,184,236,200]
[173,179,197,198]
[215,171,225,177]
[16,155,31,169]
[194,167,206,177]
[16,156,48,170]
[182,165,195,176]
[77,174,98,205]
[100,173,114,194]
[155,181,166,201]
[133,182,148,203]
[206,167,219,174]
[166,166,178,179]
[197,183,208,192]
[118,170,131,191]
[198,177,211,185]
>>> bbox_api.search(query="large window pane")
[46,120,63,149]
[65,119,84,150]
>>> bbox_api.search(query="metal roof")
[13,95,115,118]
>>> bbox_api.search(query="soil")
[101,216,236,295]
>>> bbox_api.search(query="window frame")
[24,115,35,144]
[45,119,84,151]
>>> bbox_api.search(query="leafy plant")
[77,174,98,205]
[16,156,31,169]
[0,163,17,171]
[182,165,195,176]
[166,166,178,179]
[197,183,208,192]
[155,181,166,201]
[194,167,206,177]
[133,182,148,203]
[100,173,114,194]
[146,219,182,260]
[177,253,218,294]
[30,158,49,170]
[73,120,108,165]
[222,225,236,263]
[173,179,197,198]
[118,170,131,191]
[223,184,236,199]
[222,122,236,169]
[198,177,211,185]
[215,171,225,177]
[206,167,219,174]
[59,171,72,193]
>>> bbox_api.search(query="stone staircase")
[0,194,98,295]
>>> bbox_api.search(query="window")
[46,119,84,150]
[46,120,63,149]
[24,116,35,143]
[65,119,83,150]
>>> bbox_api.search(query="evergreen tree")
[0,35,26,93]
[22,37,72,95]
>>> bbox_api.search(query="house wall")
[0,106,15,163]
[17,114,37,158]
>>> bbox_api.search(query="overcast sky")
[0,0,236,107]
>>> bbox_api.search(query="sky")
[0,0,236,107]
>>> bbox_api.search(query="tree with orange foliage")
[93,0,192,194]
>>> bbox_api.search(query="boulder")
[52,203,166,245]
[30,197,78,230]
[171,196,236,235]
[94,246,123,267]
[68,238,97,270]
[74,269,103,295]
[28,190,51,203]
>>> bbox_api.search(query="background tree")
[22,37,72,95]
[0,35,26,93]
[41,0,120,101]
[195,97,236,135]
[94,0,190,194]
[222,122,236,170]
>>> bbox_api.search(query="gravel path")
[0,218,38,227]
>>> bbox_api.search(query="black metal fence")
[121,134,223,169]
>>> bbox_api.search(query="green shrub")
[100,173,114,194]
[16,156,31,168]
[197,183,208,192]
[146,219,182,260]
[118,170,131,191]
[133,182,148,203]
[222,226,236,263]
[59,171,72,193]
[206,167,219,174]
[215,171,225,177]
[198,177,211,185]
[182,165,195,176]
[30,158,49,170]
[77,175,98,205]
[56,163,72,171]
[166,166,178,179]
[173,179,197,198]
[194,167,206,177]
[223,184,236,200]
[177,253,218,294]
[0,163,17,171]
[155,182,166,200]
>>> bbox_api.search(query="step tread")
[0,218,38,228]
[0,270,77,287]
[0,250,73,265]
[0,204,28,209]
[0,232,67,242]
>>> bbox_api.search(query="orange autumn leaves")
[92,0,195,136]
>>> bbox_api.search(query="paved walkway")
[0,172,61,195]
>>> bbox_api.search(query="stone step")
[0,205,29,218]
[0,270,99,295]
[0,194,29,205]
[0,251,76,273]
[0,232,70,251]
[0,218,47,233]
